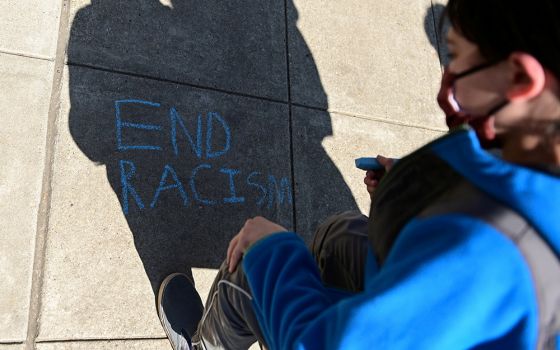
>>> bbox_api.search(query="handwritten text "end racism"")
[115,99,292,215]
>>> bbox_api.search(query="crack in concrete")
[0,49,54,62]
[283,0,298,233]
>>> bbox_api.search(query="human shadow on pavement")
[425,3,450,68]
[67,0,359,296]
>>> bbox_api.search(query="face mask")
[437,61,509,147]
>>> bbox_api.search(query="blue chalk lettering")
[119,160,145,215]
[150,164,189,208]
[247,172,267,207]
[115,99,162,151]
[220,168,245,204]
[169,108,203,159]
[190,164,217,205]
[206,112,231,159]
[267,175,293,209]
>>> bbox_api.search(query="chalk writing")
[150,164,189,208]
[190,163,217,206]
[247,172,267,206]
[115,99,292,215]
[116,100,163,151]
[266,175,292,209]
[220,168,245,204]
[119,160,145,213]
[170,107,203,158]
[206,112,231,159]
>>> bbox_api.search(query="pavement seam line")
[0,49,54,62]
[65,61,446,133]
[35,337,168,344]
[292,103,448,133]
[66,61,289,106]
[25,1,70,349]
[283,0,298,232]
[328,110,447,133]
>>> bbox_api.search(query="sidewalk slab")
[37,65,292,341]
[0,0,61,59]
[293,106,443,239]
[0,345,24,350]
[192,268,218,306]
[288,0,446,130]
[37,340,171,350]
[0,53,54,342]
[37,339,260,350]
[67,0,287,101]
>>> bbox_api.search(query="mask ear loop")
[453,60,502,79]
[485,100,509,117]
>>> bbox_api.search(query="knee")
[311,211,368,257]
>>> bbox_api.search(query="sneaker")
[158,273,204,350]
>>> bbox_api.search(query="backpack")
[368,142,560,349]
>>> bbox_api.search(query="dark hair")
[443,0,560,79]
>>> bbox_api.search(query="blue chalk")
[150,164,189,208]
[247,171,267,207]
[355,157,384,171]
[220,168,245,204]
[119,159,145,215]
[115,99,163,152]
[267,175,293,209]
[170,108,203,159]
[206,112,231,159]
[190,164,217,205]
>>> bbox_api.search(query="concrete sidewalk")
[1,0,447,348]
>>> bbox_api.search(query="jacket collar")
[431,129,560,255]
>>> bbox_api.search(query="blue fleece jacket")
[242,129,560,350]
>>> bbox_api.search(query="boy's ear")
[506,52,546,101]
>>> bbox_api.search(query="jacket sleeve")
[242,214,538,350]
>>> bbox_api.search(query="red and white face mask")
[437,61,509,148]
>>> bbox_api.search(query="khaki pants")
[195,211,369,350]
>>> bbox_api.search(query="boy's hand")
[227,216,287,273]
[364,155,395,198]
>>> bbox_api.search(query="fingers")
[227,217,288,273]
[364,174,378,186]
[226,218,256,273]
[365,179,378,188]
[365,182,378,195]
[365,169,384,181]
[364,156,393,197]
[229,246,244,273]
[377,155,395,171]
[227,234,246,273]
[364,169,384,192]
[226,234,239,272]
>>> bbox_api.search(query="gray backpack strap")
[420,182,560,349]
